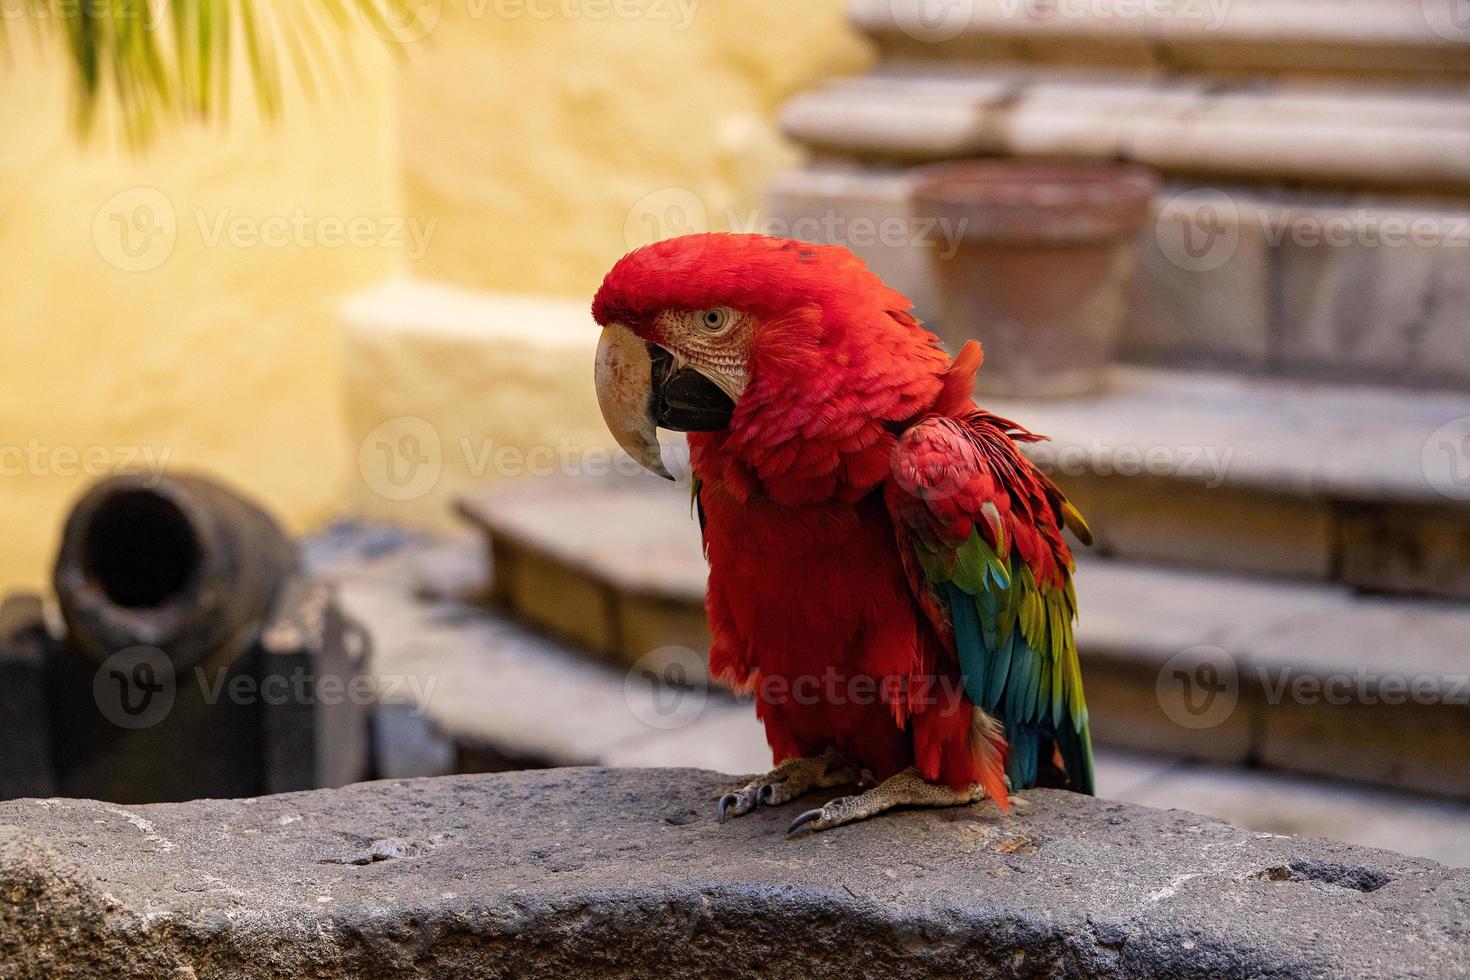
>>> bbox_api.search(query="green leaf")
[4,0,420,147]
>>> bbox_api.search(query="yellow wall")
[0,36,401,594]
[0,3,869,591]
[397,0,872,297]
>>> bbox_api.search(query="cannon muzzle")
[53,474,297,671]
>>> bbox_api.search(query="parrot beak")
[595,323,736,481]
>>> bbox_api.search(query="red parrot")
[592,233,1094,834]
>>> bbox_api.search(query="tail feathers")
[972,708,1012,812]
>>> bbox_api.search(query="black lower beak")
[648,344,735,432]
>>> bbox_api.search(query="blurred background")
[1,0,1467,866]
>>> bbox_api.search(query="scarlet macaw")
[593,233,1093,834]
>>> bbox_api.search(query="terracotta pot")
[912,160,1159,397]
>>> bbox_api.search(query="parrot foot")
[716,749,859,824]
[787,767,987,836]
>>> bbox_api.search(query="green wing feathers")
[888,415,1095,795]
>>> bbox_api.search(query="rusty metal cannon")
[0,474,372,803]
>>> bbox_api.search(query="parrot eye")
[698,308,731,333]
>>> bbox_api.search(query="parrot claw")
[714,750,859,826]
[716,793,745,824]
[787,807,825,837]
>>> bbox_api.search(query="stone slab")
[986,367,1470,508]
[1103,749,1470,870]
[2,769,1467,978]
[854,0,1470,78]
[781,68,1470,188]
[1061,475,1335,580]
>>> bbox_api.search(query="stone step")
[6,769,1467,978]
[304,524,1470,869]
[856,0,1470,79]
[767,166,1470,392]
[462,365,1470,601]
[985,367,1470,598]
[780,67,1470,191]
[455,471,1470,798]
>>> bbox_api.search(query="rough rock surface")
[2,769,1466,978]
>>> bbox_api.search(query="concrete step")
[303,524,1470,868]
[856,0,1470,80]
[455,470,1470,799]
[461,365,1470,601]
[767,165,1470,392]
[781,67,1470,190]
[988,366,1470,598]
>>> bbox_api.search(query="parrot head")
[591,232,920,479]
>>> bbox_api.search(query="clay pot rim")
[911,158,1160,206]
[911,158,1160,243]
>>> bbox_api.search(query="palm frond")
[1,0,428,145]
